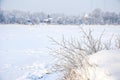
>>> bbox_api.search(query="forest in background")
[0,9,120,25]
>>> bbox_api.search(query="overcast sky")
[1,0,120,15]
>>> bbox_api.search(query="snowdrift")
[89,50,120,80]
[16,50,120,80]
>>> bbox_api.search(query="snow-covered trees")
[0,10,4,23]
[0,9,120,25]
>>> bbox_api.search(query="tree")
[0,10,4,23]
[90,8,103,24]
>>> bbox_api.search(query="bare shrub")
[80,28,104,54]
[49,28,114,80]
[49,37,95,80]
[103,34,114,50]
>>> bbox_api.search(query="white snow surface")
[89,50,120,80]
[0,24,120,80]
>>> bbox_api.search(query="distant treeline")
[0,9,120,25]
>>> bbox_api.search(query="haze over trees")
[0,9,120,25]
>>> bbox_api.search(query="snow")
[16,62,49,80]
[18,53,120,80]
[0,24,120,80]
[89,50,120,80]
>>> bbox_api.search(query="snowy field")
[0,24,120,80]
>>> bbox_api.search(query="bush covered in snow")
[50,28,120,80]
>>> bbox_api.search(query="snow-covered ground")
[89,50,120,80]
[0,24,120,80]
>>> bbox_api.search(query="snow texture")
[0,25,120,80]
[89,50,120,80]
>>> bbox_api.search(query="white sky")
[1,0,120,15]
